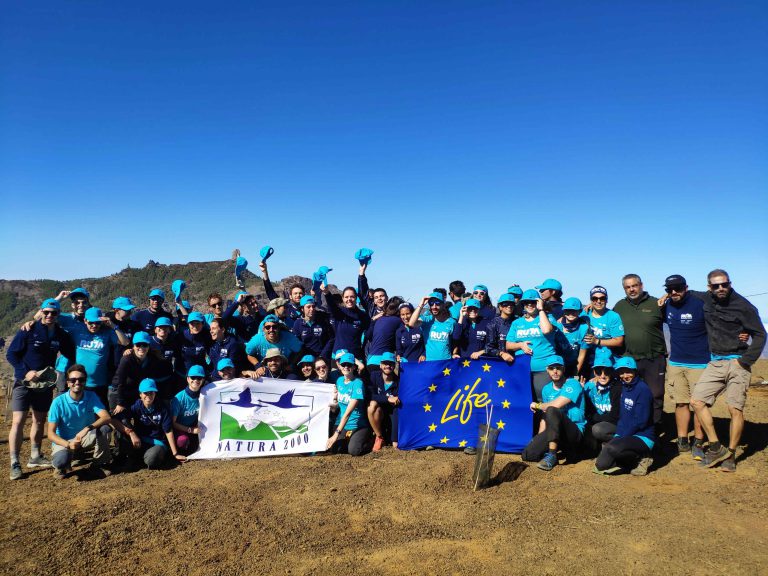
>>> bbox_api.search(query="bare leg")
[675,404,691,438]
[8,411,27,458]
[30,410,47,447]
[367,402,384,438]
[727,405,744,450]
[691,400,718,444]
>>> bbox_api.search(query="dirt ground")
[1,377,767,575]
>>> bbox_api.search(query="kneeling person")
[47,364,115,479]
[522,356,586,471]
[171,365,204,455]
[326,353,371,456]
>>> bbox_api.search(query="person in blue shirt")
[245,314,303,367]
[326,353,371,456]
[522,356,587,471]
[47,364,121,479]
[366,352,400,452]
[506,290,560,401]
[583,357,621,449]
[555,297,590,379]
[292,295,334,360]
[6,298,77,480]
[365,297,404,357]
[131,289,174,333]
[208,318,248,380]
[395,303,424,363]
[408,292,460,361]
[448,280,467,320]
[470,284,496,321]
[593,357,655,476]
[320,283,370,359]
[171,365,205,455]
[455,299,491,359]
[536,278,564,321]
[118,378,186,470]
[584,286,625,368]
[485,293,517,363]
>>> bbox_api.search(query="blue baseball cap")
[339,353,356,366]
[614,357,638,371]
[217,358,235,371]
[464,298,481,309]
[498,293,515,304]
[334,349,349,360]
[84,308,104,323]
[520,289,540,302]
[427,291,444,303]
[132,331,152,345]
[367,354,382,367]
[507,286,523,297]
[261,314,280,327]
[592,356,614,369]
[155,317,174,328]
[149,288,166,300]
[562,297,583,311]
[473,284,488,293]
[355,248,374,265]
[188,365,206,378]
[259,245,274,262]
[298,354,316,366]
[188,311,206,324]
[235,256,248,277]
[300,295,316,307]
[536,279,562,292]
[546,355,565,367]
[41,298,61,311]
[171,279,186,300]
[112,296,136,311]
[380,352,396,364]
[138,378,158,394]
[70,287,90,299]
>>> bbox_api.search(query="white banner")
[188,378,334,460]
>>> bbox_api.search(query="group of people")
[6,250,765,480]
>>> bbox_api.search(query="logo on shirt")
[624,397,634,411]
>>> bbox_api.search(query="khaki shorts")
[692,359,750,411]
[666,364,705,405]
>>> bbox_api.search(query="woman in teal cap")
[555,297,590,379]
[583,356,621,450]
[471,284,496,321]
[326,353,371,456]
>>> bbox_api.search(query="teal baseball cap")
[132,331,152,345]
[260,245,274,262]
[614,357,638,371]
[498,293,515,304]
[155,317,173,328]
[536,279,562,292]
[464,298,481,309]
[149,288,166,300]
[593,356,614,369]
[379,352,396,364]
[188,311,206,324]
[334,349,349,360]
[562,297,583,311]
[427,291,444,303]
[112,296,136,311]
[70,287,90,299]
[188,365,206,378]
[84,308,104,323]
[217,358,235,371]
[521,289,540,302]
[298,354,316,366]
[546,355,565,367]
[300,295,316,307]
[355,248,374,265]
[367,354,382,367]
[473,284,488,293]
[41,298,60,311]
[507,285,523,297]
[339,353,356,366]
[138,378,158,394]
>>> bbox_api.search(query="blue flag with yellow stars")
[398,356,533,452]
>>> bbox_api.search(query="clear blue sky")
[1,2,766,311]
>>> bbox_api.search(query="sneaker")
[630,457,653,476]
[372,436,385,453]
[592,465,622,475]
[464,446,477,456]
[53,468,67,480]
[537,452,558,471]
[692,442,706,461]
[702,444,730,468]
[676,438,691,453]
[9,462,22,481]
[27,454,52,468]
[720,452,736,473]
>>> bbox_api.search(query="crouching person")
[47,364,114,479]
[367,352,400,452]
[583,356,621,451]
[171,365,204,455]
[120,378,186,469]
[522,356,586,471]
[326,353,372,456]
[593,357,655,476]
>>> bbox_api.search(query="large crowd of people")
[5,251,765,481]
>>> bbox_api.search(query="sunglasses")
[709,282,731,290]
[665,285,686,294]
[67,377,86,383]
[189,376,205,381]
[591,296,607,302]
[473,291,486,295]
[263,325,278,331]
[499,302,513,307]
[42,310,59,316]
[593,367,613,376]
[134,343,150,348]
[547,365,564,370]
[315,365,328,371]
[210,302,223,308]
[428,301,442,307]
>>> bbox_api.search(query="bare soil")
[1,384,766,576]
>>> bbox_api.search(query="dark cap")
[664,274,687,288]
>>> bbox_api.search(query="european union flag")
[398,356,533,452]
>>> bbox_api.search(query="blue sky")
[1,2,766,311]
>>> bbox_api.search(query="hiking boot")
[720,452,736,473]
[464,446,477,456]
[372,436,385,453]
[53,467,68,480]
[630,457,653,476]
[537,452,558,471]
[592,465,622,475]
[701,444,730,468]
[27,454,52,468]
[9,462,22,481]
[691,442,706,461]
[676,438,691,453]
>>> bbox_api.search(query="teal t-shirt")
[542,378,587,432]
[171,389,200,428]
[335,377,365,431]
[422,317,457,361]
[583,381,613,415]
[48,390,105,442]
[72,326,119,388]
[587,311,624,361]
[510,315,559,371]
[556,321,589,366]
[245,331,302,361]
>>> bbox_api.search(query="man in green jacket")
[613,274,667,429]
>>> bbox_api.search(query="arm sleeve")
[263,278,278,301]
[740,301,767,366]
[358,274,372,311]
[5,330,27,375]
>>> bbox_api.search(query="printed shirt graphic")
[509,315,559,371]
[171,389,200,428]
[542,378,587,431]
[422,317,457,361]
[335,377,365,431]
[71,325,119,388]
[583,381,612,415]
[587,310,624,360]
[556,322,589,365]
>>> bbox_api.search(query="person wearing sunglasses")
[171,365,205,455]
[583,286,625,368]
[486,293,518,364]
[47,364,117,479]
[396,303,425,363]
[245,314,302,367]
[613,274,666,429]
[6,298,76,480]
[409,292,460,361]
[683,269,766,472]
[470,284,497,321]
[583,356,621,450]
[326,353,371,456]
[203,292,226,326]
[456,298,492,360]
[555,297,590,379]
[131,288,174,334]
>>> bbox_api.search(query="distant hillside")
[0,259,334,342]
